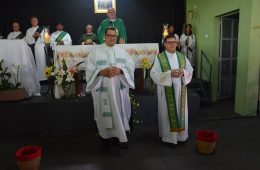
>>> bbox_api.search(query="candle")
[44,32,50,44]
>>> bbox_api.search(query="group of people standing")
[164,24,196,66]
[0,7,195,149]
[82,9,194,149]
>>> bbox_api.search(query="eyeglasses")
[165,41,177,44]
[106,34,117,38]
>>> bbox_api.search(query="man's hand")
[119,38,125,44]
[57,41,64,45]
[84,39,93,45]
[99,67,123,78]
[185,38,189,46]
[99,68,112,78]
[171,69,184,78]
[33,32,40,38]
[110,67,122,76]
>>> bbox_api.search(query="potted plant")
[0,58,26,102]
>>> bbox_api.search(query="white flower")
[12,64,19,75]
[56,75,63,85]
[58,69,66,77]
[66,72,74,82]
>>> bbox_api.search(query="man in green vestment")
[97,8,127,44]
[50,22,72,47]
[150,34,193,145]
[78,24,98,45]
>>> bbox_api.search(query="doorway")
[218,12,239,99]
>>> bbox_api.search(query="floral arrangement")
[44,59,84,99]
[44,59,84,87]
[126,48,158,56]
[0,58,21,90]
[141,57,152,70]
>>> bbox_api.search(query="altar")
[54,43,159,93]
[54,43,159,69]
[0,40,41,97]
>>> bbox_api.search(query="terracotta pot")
[195,130,218,154]
[16,146,42,170]
[0,88,27,102]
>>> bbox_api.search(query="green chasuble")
[158,51,187,132]
[97,18,127,44]
[78,33,98,45]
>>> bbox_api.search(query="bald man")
[78,24,98,45]
[97,8,127,44]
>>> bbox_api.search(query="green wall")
[186,0,260,116]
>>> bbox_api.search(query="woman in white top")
[180,24,196,66]
[167,25,180,50]
[7,22,24,39]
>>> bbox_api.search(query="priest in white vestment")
[150,34,193,145]
[85,27,135,148]
[24,16,47,81]
[7,22,24,39]
[50,22,72,50]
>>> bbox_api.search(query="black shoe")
[117,142,128,149]
[178,140,188,146]
[162,141,177,148]
[98,135,111,150]
[112,138,128,149]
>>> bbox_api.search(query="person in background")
[24,16,47,81]
[7,22,24,39]
[167,25,180,50]
[50,22,72,49]
[97,8,127,44]
[78,24,98,45]
[180,24,196,66]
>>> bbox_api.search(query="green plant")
[0,58,21,90]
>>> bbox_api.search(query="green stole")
[158,51,186,132]
[55,31,67,43]
[15,33,24,39]
[34,26,43,41]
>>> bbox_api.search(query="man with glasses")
[85,27,134,149]
[150,34,193,146]
[7,22,24,39]
[97,8,127,44]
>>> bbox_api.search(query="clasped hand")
[99,67,122,78]
[33,32,40,38]
[171,69,184,78]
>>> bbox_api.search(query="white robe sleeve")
[119,51,135,89]
[50,33,57,46]
[85,50,102,92]
[190,34,196,49]
[182,56,193,85]
[180,34,186,49]
[64,34,72,46]
[174,33,180,42]
[150,57,172,87]
[24,29,31,44]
